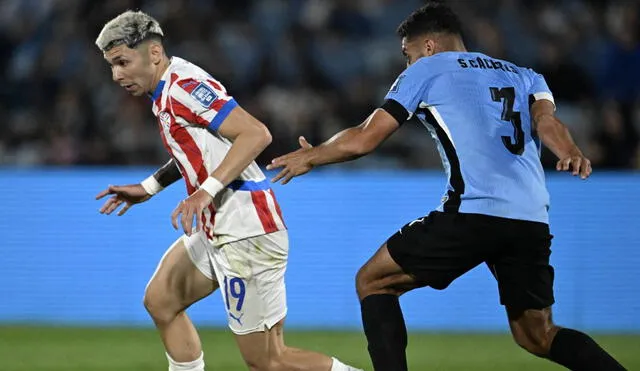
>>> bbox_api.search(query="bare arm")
[308,108,401,166]
[208,106,272,185]
[532,99,592,178]
[267,108,401,184]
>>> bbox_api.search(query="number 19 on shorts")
[224,276,246,318]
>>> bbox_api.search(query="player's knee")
[355,266,387,299]
[356,265,409,300]
[355,266,372,299]
[143,287,179,325]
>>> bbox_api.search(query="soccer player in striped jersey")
[94,10,360,371]
[268,3,625,371]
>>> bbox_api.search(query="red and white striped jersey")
[150,56,286,244]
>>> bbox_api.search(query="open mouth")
[123,84,136,91]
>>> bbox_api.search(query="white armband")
[140,175,164,195]
[200,176,224,198]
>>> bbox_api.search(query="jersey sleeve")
[382,61,430,123]
[168,78,239,130]
[528,71,556,110]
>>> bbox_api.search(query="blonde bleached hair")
[95,10,164,52]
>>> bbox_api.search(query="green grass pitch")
[1,327,638,370]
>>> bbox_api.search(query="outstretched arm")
[267,107,401,184]
[532,99,592,179]
[267,58,428,185]
[96,158,182,216]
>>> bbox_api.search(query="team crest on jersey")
[158,111,171,128]
[191,83,218,108]
[390,75,405,93]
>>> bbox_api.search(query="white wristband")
[200,176,224,198]
[140,175,164,195]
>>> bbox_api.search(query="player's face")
[104,44,155,97]
[401,37,431,66]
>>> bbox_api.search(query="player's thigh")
[384,211,487,291]
[145,231,219,310]
[210,230,288,336]
[487,219,555,311]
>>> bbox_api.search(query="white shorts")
[183,230,289,335]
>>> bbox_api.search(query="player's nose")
[112,67,124,82]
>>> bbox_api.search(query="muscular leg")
[495,218,626,370]
[235,319,349,371]
[507,306,626,370]
[355,244,422,371]
[144,237,218,365]
[213,230,361,371]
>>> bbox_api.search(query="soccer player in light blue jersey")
[268,3,625,371]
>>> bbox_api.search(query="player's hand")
[556,153,592,179]
[266,136,314,185]
[96,184,152,216]
[171,189,213,236]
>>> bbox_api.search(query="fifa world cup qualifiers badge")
[191,83,218,108]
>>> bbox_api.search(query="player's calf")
[508,306,626,370]
[355,244,419,371]
[235,320,361,371]
[508,307,558,356]
[144,236,218,367]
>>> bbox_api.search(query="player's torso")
[152,57,286,242]
[413,52,549,223]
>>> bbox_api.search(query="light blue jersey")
[384,52,554,223]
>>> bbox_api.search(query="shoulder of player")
[165,75,220,105]
[492,56,540,77]
[166,59,221,91]
[168,74,226,96]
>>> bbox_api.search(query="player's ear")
[424,38,437,57]
[149,42,163,65]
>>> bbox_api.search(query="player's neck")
[149,56,171,95]
[436,35,467,53]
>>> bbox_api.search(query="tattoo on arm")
[153,159,182,187]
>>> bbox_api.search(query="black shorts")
[387,211,554,310]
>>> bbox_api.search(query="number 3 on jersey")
[490,87,524,155]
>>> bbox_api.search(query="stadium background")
[1,0,639,370]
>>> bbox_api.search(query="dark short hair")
[396,2,462,39]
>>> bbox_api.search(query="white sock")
[331,357,363,371]
[166,352,205,371]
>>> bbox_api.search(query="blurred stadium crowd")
[1,0,639,169]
